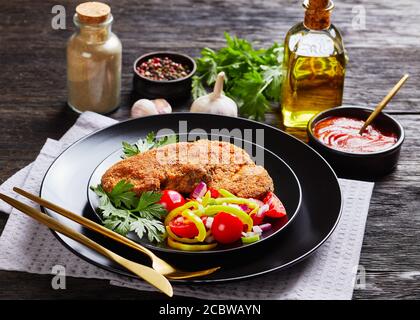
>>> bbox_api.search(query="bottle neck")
[74,14,113,43]
[303,0,334,30]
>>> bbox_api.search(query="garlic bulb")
[190,72,238,117]
[131,98,172,118]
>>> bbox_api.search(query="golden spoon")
[359,74,409,134]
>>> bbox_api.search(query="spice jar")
[67,2,122,113]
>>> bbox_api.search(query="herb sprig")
[91,181,167,243]
[192,32,284,121]
[122,132,178,159]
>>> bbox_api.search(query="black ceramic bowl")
[133,51,196,102]
[307,106,405,179]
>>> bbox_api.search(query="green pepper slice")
[213,197,258,209]
[218,189,237,198]
[241,234,260,244]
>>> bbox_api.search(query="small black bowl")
[133,51,196,103]
[307,106,405,179]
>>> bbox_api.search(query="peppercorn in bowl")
[133,51,196,102]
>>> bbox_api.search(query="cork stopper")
[76,2,111,24]
[303,0,334,30]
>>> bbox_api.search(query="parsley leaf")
[121,141,139,158]
[192,33,284,121]
[131,191,167,220]
[192,75,208,99]
[136,131,156,153]
[103,213,132,235]
[108,180,137,208]
[130,218,166,243]
[90,182,167,242]
[134,191,162,210]
[122,132,178,158]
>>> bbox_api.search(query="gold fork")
[0,192,173,297]
[13,187,220,280]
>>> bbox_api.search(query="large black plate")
[87,133,302,254]
[40,113,342,283]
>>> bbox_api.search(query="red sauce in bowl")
[313,116,398,153]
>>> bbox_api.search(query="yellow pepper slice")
[167,237,217,251]
[166,226,212,244]
[181,209,207,242]
[202,190,212,206]
[164,201,200,226]
[218,189,237,198]
[213,197,258,209]
[204,205,253,231]
[249,206,259,217]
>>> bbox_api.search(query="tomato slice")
[211,212,243,244]
[263,192,287,218]
[250,212,264,225]
[208,187,220,198]
[159,190,186,212]
[169,216,199,239]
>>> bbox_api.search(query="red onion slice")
[259,223,272,231]
[191,181,207,199]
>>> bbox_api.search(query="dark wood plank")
[1,0,420,300]
[355,271,420,300]
[352,114,420,299]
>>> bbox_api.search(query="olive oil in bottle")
[281,0,346,128]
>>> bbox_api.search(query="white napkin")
[0,112,374,299]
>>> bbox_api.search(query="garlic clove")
[131,99,159,118]
[152,99,172,114]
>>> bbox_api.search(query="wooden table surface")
[1,0,419,299]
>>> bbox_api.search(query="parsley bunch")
[192,33,284,121]
[91,181,167,243]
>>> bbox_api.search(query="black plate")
[87,133,302,254]
[40,113,342,283]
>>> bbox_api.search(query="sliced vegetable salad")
[162,181,287,251]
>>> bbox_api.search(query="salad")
[161,182,287,251]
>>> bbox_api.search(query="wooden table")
[1,0,419,299]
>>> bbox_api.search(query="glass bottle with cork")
[67,2,122,114]
[281,0,346,128]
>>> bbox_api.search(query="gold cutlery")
[13,187,220,280]
[0,192,173,297]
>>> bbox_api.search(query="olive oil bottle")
[281,0,346,128]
